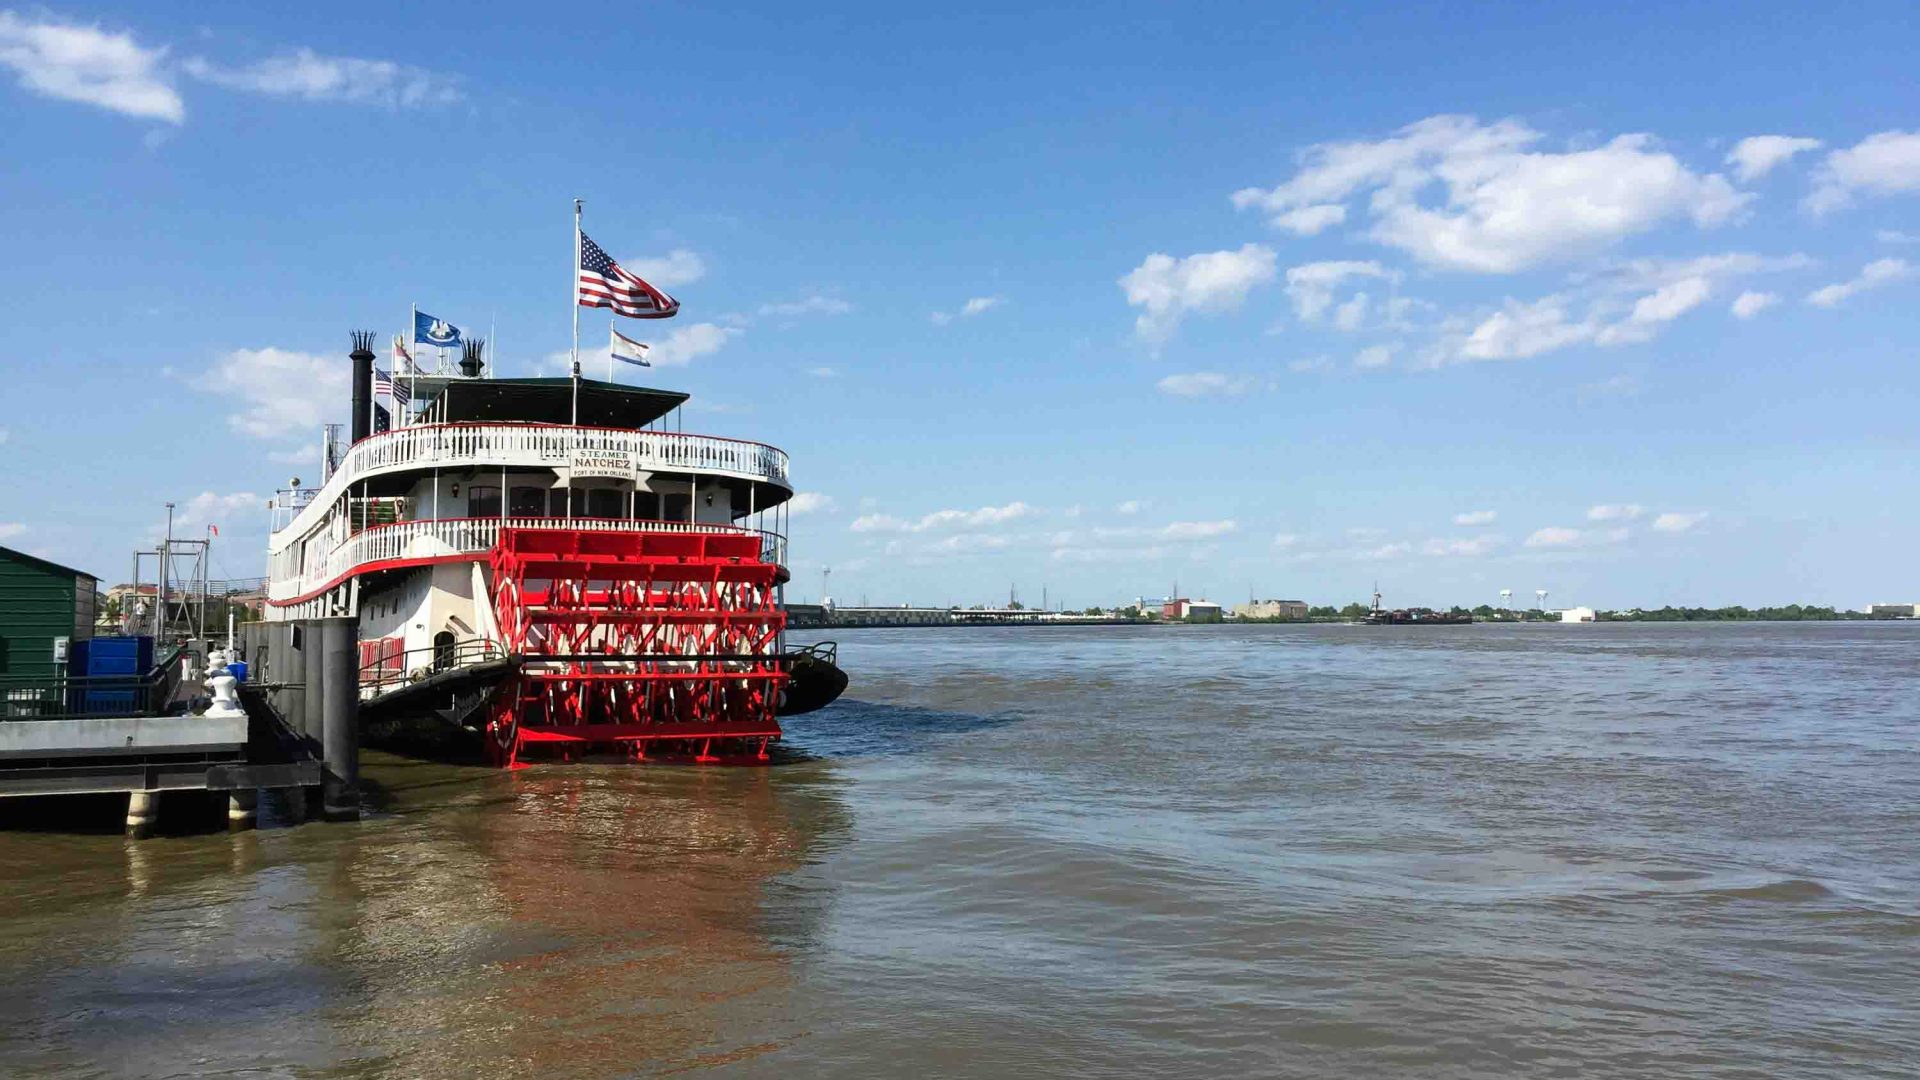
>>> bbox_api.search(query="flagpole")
[608,314,615,382]
[407,302,417,423]
[569,198,581,522]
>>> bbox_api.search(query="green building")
[0,545,97,678]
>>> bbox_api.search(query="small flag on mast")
[374,367,411,407]
[392,334,415,374]
[578,233,679,318]
[610,327,651,366]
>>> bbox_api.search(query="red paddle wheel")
[484,527,787,767]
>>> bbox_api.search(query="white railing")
[271,423,790,550]
[268,516,787,604]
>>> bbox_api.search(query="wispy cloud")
[0,11,183,122]
[787,492,836,515]
[1651,511,1707,533]
[1156,372,1255,397]
[183,48,460,107]
[625,250,706,288]
[199,347,350,440]
[1806,257,1910,307]
[1453,510,1497,526]
[1587,504,1644,522]
[761,294,853,317]
[851,501,1033,533]
[930,295,1002,326]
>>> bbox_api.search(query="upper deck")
[269,421,792,547]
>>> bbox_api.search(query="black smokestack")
[459,338,485,379]
[350,330,375,442]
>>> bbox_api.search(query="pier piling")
[227,790,257,831]
[125,791,159,839]
[319,618,360,821]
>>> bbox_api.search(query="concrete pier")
[319,619,360,821]
[126,791,159,839]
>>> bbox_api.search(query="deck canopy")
[430,378,688,429]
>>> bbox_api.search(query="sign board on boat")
[569,449,637,481]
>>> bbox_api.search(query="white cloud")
[1806,258,1911,307]
[760,294,853,317]
[173,490,261,533]
[1587,504,1643,522]
[0,11,182,122]
[1283,260,1395,321]
[626,250,706,288]
[1807,131,1920,214]
[1156,372,1255,397]
[1652,511,1707,533]
[1595,275,1712,345]
[648,322,741,366]
[806,366,839,378]
[1457,296,1594,361]
[0,522,24,541]
[787,492,835,515]
[1287,355,1332,373]
[1524,526,1582,548]
[1333,292,1369,331]
[1160,519,1236,540]
[1272,532,1298,548]
[183,48,459,107]
[1422,535,1502,557]
[1355,541,1413,561]
[1120,244,1277,340]
[1353,343,1397,369]
[200,347,350,440]
[1234,115,1749,273]
[1730,290,1778,319]
[930,295,1002,325]
[1116,500,1144,515]
[0,428,8,444]
[851,501,1033,533]
[1271,203,1347,235]
[1725,135,1822,182]
[1453,510,1497,526]
[1879,229,1920,244]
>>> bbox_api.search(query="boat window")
[467,485,501,518]
[586,488,623,519]
[662,493,690,522]
[548,488,588,517]
[636,490,662,520]
[509,486,547,517]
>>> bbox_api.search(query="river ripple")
[0,622,1914,1078]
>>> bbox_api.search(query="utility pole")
[157,502,174,641]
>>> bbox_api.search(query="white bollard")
[204,648,244,718]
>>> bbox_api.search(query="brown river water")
[1,622,1916,1078]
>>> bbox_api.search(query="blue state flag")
[414,310,462,348]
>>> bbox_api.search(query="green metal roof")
[0,544,96,583]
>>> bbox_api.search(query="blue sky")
[1,3,1915,609]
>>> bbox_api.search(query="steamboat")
[264,331,844,767]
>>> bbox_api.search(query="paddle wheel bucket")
[485,527,787,766]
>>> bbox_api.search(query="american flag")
[578,232,679,319]
[374,367,410,407]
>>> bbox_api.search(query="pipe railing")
[272,423,791,538]
[270,516,787,604]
